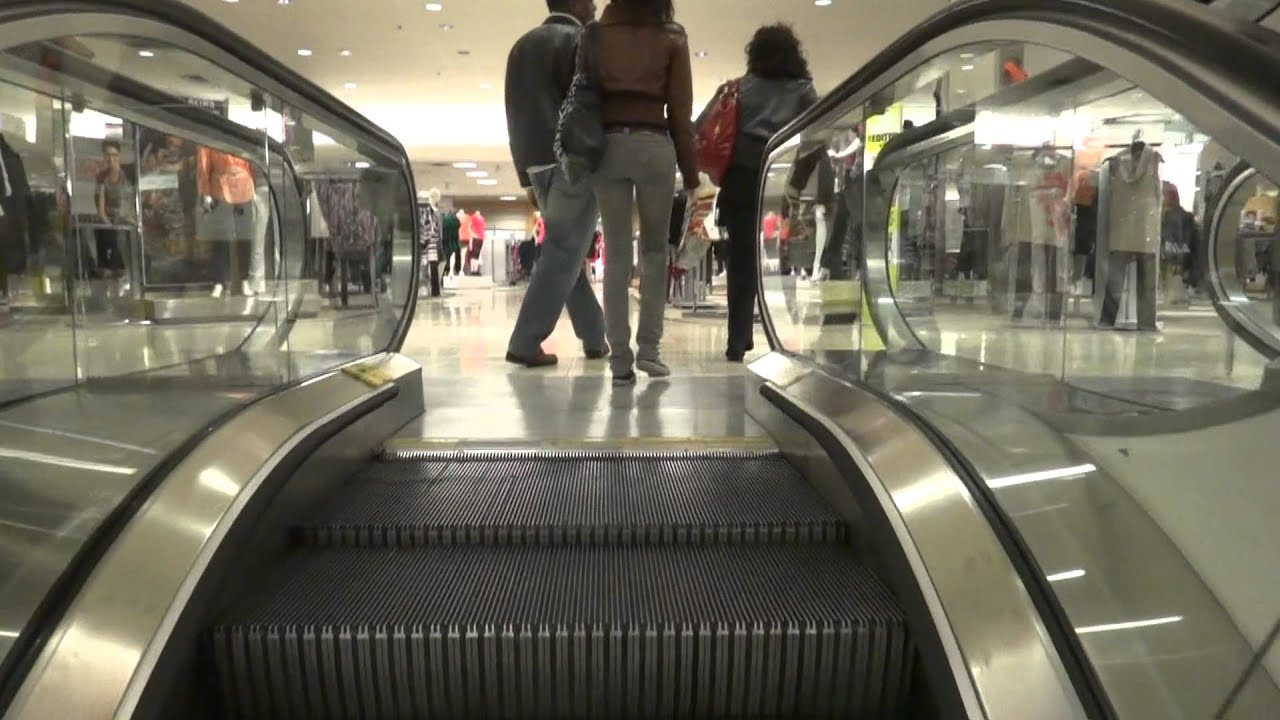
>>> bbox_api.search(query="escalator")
[210,450,911,718]
[3,1,1280,719]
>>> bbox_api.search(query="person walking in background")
[699,24,817,362]
[590,0,699,386]
[504,0,608,368]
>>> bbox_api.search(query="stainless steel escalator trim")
[1,354,422,720]
[1208,166,1280,358]
[754,354,1088,720]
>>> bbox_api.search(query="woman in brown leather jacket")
[588,0,700,386]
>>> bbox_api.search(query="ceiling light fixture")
[500,195,517,201]
[695,51,708,58]
[961,64,974,71]
[343,82,358,89]
[138,50,155,58]
[340,49,352,57]
[297,48,312,57]
[277,0,290,5]
[354,161,371,169]
[426,2,444,10]
[221,0,239,4]
[479,82,493,89]
[466,171,489,178]
[476,179,499,186]
[452,161,477,169]
[815,0,833,6]
[439,23,454,31]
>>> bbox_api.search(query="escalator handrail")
[0,0,421,351]
[1207,163,1280,359]
[768,0,1280,150]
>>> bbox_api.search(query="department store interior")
[0,1,1278,719]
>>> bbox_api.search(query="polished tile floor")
[394,285,772,445]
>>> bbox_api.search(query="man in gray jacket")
[505,0,605,368]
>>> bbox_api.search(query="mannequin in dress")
[198,147,257,297]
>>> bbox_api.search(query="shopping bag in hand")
[675,180,718,270]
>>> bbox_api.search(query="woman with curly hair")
[699,24,818,362]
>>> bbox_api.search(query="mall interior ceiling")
[184,0,949,201]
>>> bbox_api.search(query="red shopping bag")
[696,80,741,186]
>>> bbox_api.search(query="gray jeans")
[593,131,677,374]
[507,166,606,356]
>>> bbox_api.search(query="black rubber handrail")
[0,0,421,351]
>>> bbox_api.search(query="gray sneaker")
[612,371,637,388]
[636,358,671,378]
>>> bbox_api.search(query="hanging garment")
[1002,149,1071,248]
[470,211,487,242]
[418,203,441,262]
[315,179,378,257]
[1103,145,1162,254]
[441,212,461,256]
[308,184,331,238]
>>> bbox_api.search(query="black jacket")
[505,14,581,188]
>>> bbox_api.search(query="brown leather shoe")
[505,350,559,368]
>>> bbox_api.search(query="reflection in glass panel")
[764,36,1280,718]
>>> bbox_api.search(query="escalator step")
[300,452,846,548]
[211,544,911,719]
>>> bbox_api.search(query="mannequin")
[441,206,461,277]
[1003,145,1070,321]
[197,146,256,298]
[468,210,486,276]
[1098,132,1162,330]
[0,131,32,300]
[418,188,443,296]
[456,208,473,277]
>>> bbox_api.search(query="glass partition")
[0,11,416,677]
[759,30,1280,720]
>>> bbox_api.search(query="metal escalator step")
[301,452,847,548]
[211,545,911,719]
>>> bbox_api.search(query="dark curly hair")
[746,24,810,80]
[612,0,674,22]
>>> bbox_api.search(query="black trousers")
[1012,242,1064,321]
[428,260,441,296]
[719,165,763,356]
[1100,251,1158,329]
[215,240,253,292]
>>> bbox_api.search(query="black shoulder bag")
[554,23,605,185]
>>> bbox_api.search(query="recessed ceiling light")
[343,82,357,89]
[221,0,239,3]
[277,0,290,5]
[354,161,371,169]
[815,0,833,5]
[960,53,975,59]
[340,49,352,57]
[452,161,477,169]
[466,170,488,178]
[297,48,312,57]
[695,51,708,58]
[479,82,493,89]
[138,50,155,58]
[500,195,517,201]
[961,64,974,71]
[425,2,444,10]
[476,179,499,186]
[439,23,454,31]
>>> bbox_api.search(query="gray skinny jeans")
[592,131,678,375]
